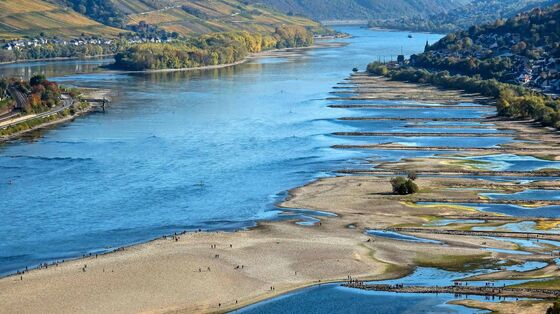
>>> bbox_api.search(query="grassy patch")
[445,159,491,170]
[402,201,478,212]
[414,253,492,272]
[537,220,560,230]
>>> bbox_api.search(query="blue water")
[456,154,560,171]
[482,189,560,201]
[334,119,508,134]
[425,219,486,227]
[420,202,560,218]
[235,285,484,314]
[0,27,448,275]
[367,229,442,244]
[237,266,538,314]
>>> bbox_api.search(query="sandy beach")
[1,174,556,313]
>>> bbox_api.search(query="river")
[0,27,444,276]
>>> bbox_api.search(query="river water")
[0,27,444,275]
[2,26,549,313]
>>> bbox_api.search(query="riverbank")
[2,67,560,313]
[3,174,560,313]
[0,175,523,313]
[0,88,110,143]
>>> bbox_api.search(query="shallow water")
[457,154,560,171]
[235,284,484,314]
[482,189,560,201]
[0,27,447,275]
[420,202,560,218]
[237,266,538,314]
[367,229,442,244]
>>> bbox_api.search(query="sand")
[2,71,560,313]
[2,175,555,313]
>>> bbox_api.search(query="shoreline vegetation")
[0,75,110,142]
[109,26,315,71]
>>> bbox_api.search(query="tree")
[390,177,419,195]
[29,75,46,86]
[547,302,560,314]
[407,171,417,181]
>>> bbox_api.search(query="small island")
[110,26,315,71]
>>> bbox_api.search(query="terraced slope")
[0,0,122,39]
[122,0,321,36]
[246,0,469,20]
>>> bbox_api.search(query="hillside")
[368,0,558,33]
[418,3,560,90]
[368,4,560,129]
[123,0,321,36]
[0,0,122,39]
[52,0,322,37]
[245,0,468,21]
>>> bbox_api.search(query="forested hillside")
[368,0,558,32]
[246,0,468,20]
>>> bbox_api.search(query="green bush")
[366,62,388,76]
[547,302,560,314]
[390,177,419,195]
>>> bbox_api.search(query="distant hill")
[0,0,122,39]
[245,0,469,21]
[416,4,560,91]
[368,0,558,33]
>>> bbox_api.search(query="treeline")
[0,42,129,63]
[366,64,560,129]
[429,5,560,54]
[56,0,126,27]
[113,26,314,71]
[411,53,515,81]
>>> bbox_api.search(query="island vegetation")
[112,26,314,71]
